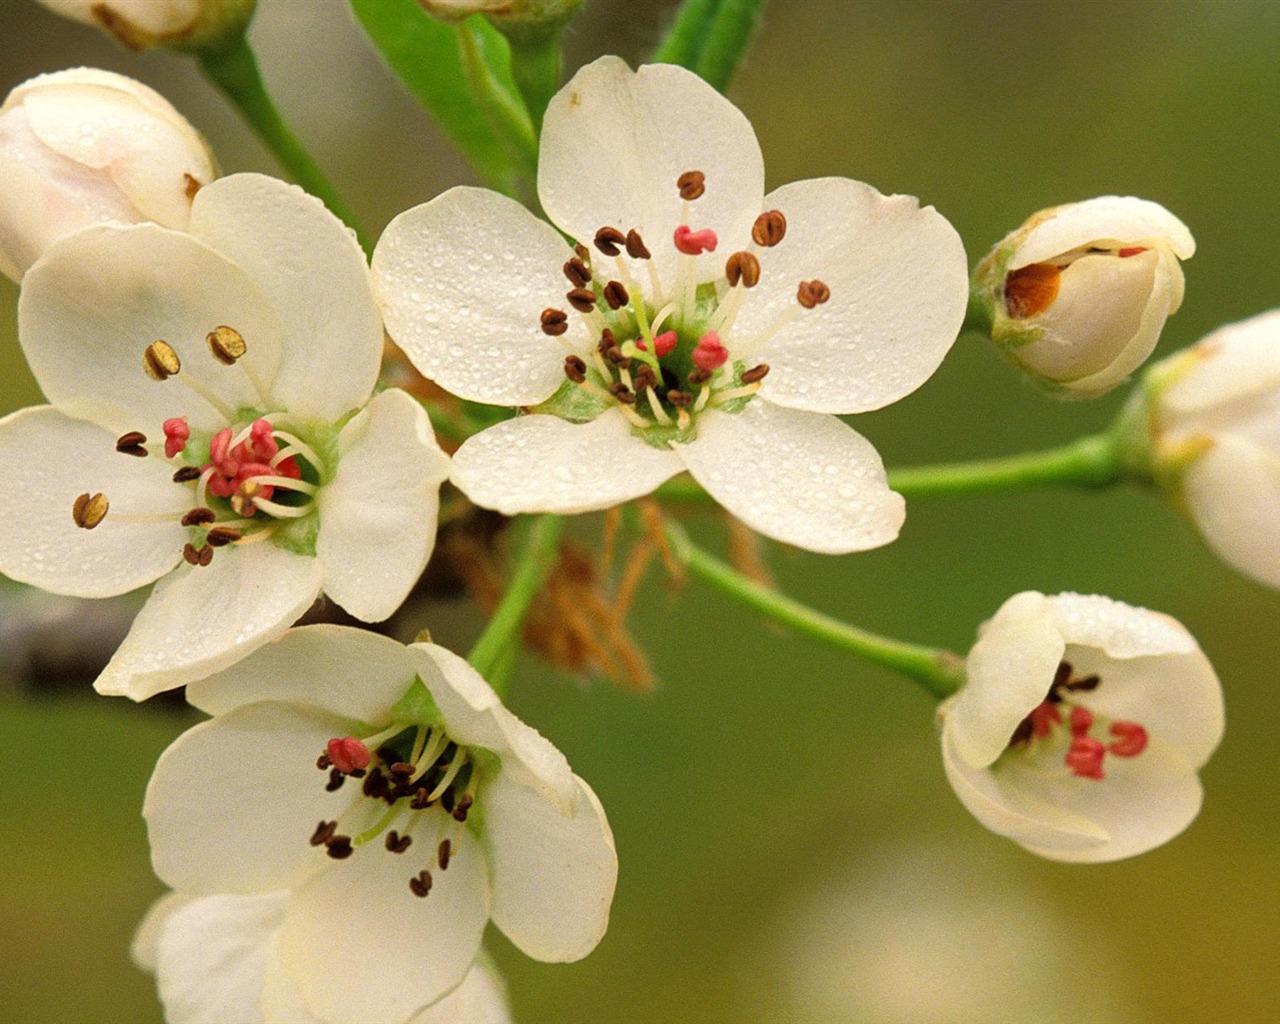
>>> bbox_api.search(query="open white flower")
[0,68,216,283]
[0,173,450,701]
[974,196,1194,397]
[33,0,255,51]
[1148,309,1280,589]
[143,625,617,1024]
[373,57,968,554]
[133,891,512,1024]
[939,591,1222,863]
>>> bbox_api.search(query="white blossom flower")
[132,890,513,1024]
[143,625,617,1023]
[33,0,255,51]
[0,172,450,701]
[1148,309,1280,589]
[0,68,216,283]
[373,57,969,554]
[973,196,1194,397]
[939,591,1223,863]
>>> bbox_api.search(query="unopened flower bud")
[32,0,255,52]
[416,0,582,25]
[973,196,1194,398]
[0,68,217,282]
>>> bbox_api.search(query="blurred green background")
[2,1,1279,1021]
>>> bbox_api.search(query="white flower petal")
[189,174,382,422]
[946,591,1065,769]
[187,624,419,722]
[373,186,582,405]
[94,541,323,700]
[0,405,187,597]
[413,643,578,810]
[539,57,764,284]
[315,388,449,621]
[19,223,283,437]
[260,935,326,1024]
[485,774,616,963]
[280,819,489,1024]
[734,177,967,414]
[35,0,202,37]
[1010,195,1195,269]
[678,401,905,553]
[1046,592,1197,659]
[144,704,344,894]
[409,959,512,1024]
[1160,309,1280,418]
[1181,436,1280,591]
[131,892,194,973]
[451,410,683,515]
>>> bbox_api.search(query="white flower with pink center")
[133,890,513,1024]
[142,625,617,1023]
[373,56,969,554]
[939,591,1223,863]
[0,173,451,701]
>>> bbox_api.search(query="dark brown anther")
[677,170,706,201]
[309,820,337,847]
[72,492,109,530]
[564,355,587,383]
[438,838,452,869]
[115,431,148,457]
[143,340,181,381]
[604,346,629,366]
[440,788,456,814]
[667,389,694,408]
[608,382,636,405]
[633,364,658,391]
[181,542,213,567]
[752,209,787,247]
[574,242,590,262]
[172,465,203,483]
[796,279,831,309]
[1053,661,1074,689]
[349,768,367,779]
[452,794,473,823]
[411,787,432,810]
[389,762,415,781]
[181,507,216,528]
[1008,717,1034,748]
[725,251,761,288]
[196,545,213,567]
[316,753,332,770]
[205,527,242,547]
[563,258,592,288]
[594,226,626,256]
[740,363,770,384]
[409,870,433,898]
[603,280,630,310]
[567,288,598,313]
[687,368,713,387]
[324,835,354,859]
[1067,674,1101,692]
[385,830,412,854]
[325,768,346,792]
[597,328,616,354]
[540,307,569,336]
[362,768,389,799]
[625,229,651,259]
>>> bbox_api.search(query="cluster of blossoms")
[0,4,1258,1019]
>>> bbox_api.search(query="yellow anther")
[207,325,248,365]
[143,341,181,381]
[72,492,109,529]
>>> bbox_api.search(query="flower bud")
[1144,310,1280,590]
[416,0,583,25]
[32,0,255,52]
[0,68,216,282]
[973,196,1194,398]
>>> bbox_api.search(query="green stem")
[198,37,372,253]
[664,522,965,699]
[652,0,720,68]
[467,515,564,692]
[695,0,767,91]
[501,23,565,132]
[458,22,539,189]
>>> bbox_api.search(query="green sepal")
[389,674,445,728]
[273,514,319,557]
[533,373,611,422]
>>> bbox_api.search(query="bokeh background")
[2,1,1279,1021]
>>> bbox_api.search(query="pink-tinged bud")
[162,417,190,459]
[692,331,729,372]
[1108,720,1149,758]
[1069,705,1094,737]
[673,224,718,256]
[326,736,371,775]
[1065,736,1106,780]
[1028,701,1061,738]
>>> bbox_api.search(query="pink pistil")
[692,331,729,372]
[637,331,678,357]
[199,419,301,512]
[1065,736,1107,780]
[327,736,371,775]
[1069,705,1094,737]
[673,224,718,256]
[1028,701,1062,738]
[1117,246,1148,258]
[1108,720,1149,757]
[162,417,190,459]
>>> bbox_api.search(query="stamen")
[741,364,770,384]
[251,496,313,519]
[309,820,338,847]
[709,384,762,405]
[667,389,693,409]
[180,507,216,527]
[752,210,788,247]
[625,229,651,260]
[1004,263,1061,319]
[142,341,181,381]
[1108,721,1149,757]
[452,793,473,823]
[325,768,345,792]
[163,418,190,458]
[692,332,729,373]
[115,431,148,457]
[644,385,673,425]
[603,281,629,310]
[72,492,109,530]
[541,308,570,336]
[567,288,598,313]
[575,243,591,262]
[182,542,213,567]
[673,225,718,256]
[797,280,831,309]
[438,838,452,870]
[1069,706,1094,737]
[724,251,761,288]
[1118,246,1148,258]
[1065,737,1106,780]
[385,830,412,854]
[636,331,677,357]
[409,870,433,898]
[563,258,592,287]
[205,526,243,547]
[172,465,202,483]
[206,325,247,365]
[608,382,636,405]
[693,385,711,413]
[326,736,371,775]
[268,432,323,473]
[324,835,354,859]
[594,227,626,257]
[564,355,587,383]
[677,170,706,201]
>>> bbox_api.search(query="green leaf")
[349,0,523,193]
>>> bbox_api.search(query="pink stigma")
[692,331,729,372]
[1108,721,1149,757]
[1028,701,1062,739]
[1117,246,1148,258]
[1069,705,1094,737]
[653,331,678,357]
[674,224,718,256]
[327,736,371,775]
[163,417,190,459]
[1065,736,1106,780]
[201,419,300,508]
